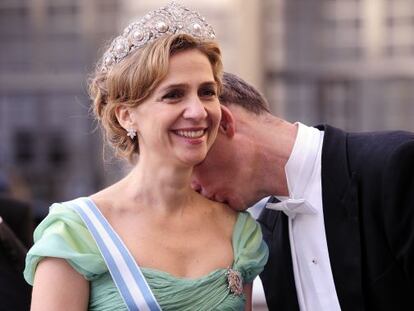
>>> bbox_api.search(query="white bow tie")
[266,198,317,219]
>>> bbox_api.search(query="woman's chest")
[109,216,235,279]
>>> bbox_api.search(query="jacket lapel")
[317,125,364,310]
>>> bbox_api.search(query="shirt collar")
[282,122,324,200]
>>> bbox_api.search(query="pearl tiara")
[100,1,216,72]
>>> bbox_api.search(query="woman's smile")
[174,128,206,139]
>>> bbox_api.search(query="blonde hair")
[89,34,223,162]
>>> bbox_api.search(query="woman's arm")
[31,257,89,311]
[243,282,253,311]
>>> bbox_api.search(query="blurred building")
[0,0,120,217]
[1,0,413,245]
[263,0,414,131]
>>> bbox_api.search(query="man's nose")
[183,97,208,120]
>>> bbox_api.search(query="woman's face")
[130,49,221,167]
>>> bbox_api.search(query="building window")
[383,79,414,130]
[14,129,35,164]
[46,3,79,35]
[47,132,67,168]
[384,0,414,57]
[317,79,358,130]
[321,0,363,61]
[0,5,30,37]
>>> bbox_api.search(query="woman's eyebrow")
[158,83,188,93]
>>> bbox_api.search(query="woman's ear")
[115,105,134,130]
[220,105,236,138]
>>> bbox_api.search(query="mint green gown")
[24,201,268,310]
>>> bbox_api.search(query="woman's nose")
[183,97,208,120]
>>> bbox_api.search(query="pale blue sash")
[66,197,162,311]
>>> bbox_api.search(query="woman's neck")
[117,157,197,214]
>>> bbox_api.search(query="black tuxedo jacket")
[258,125,414,311]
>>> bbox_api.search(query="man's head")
[191,72,274,210]
[219,72,271,114]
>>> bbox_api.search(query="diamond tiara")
[100,1,216,72]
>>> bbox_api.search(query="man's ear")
[220,105,236,138]
[115,104,134,130]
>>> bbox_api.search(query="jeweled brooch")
[226,267,243,296]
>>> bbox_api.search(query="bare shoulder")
[90,190,111,209]
[89,184,122,212]
[203,197,238,228]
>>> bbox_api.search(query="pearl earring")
[126,128,137,140]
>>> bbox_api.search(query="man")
[192,72,414,311]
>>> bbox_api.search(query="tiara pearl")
[100,1,216,72]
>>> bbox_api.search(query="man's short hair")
[219,72,270,114]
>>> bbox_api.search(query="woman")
[24,3,268,310]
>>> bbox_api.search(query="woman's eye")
[200,88,217,98]
[162,89,184,100]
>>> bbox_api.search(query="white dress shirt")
[267,123,341,311]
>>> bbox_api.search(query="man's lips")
[194,186,231,205]
[206,192,228,204]
[213,194,228,204]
